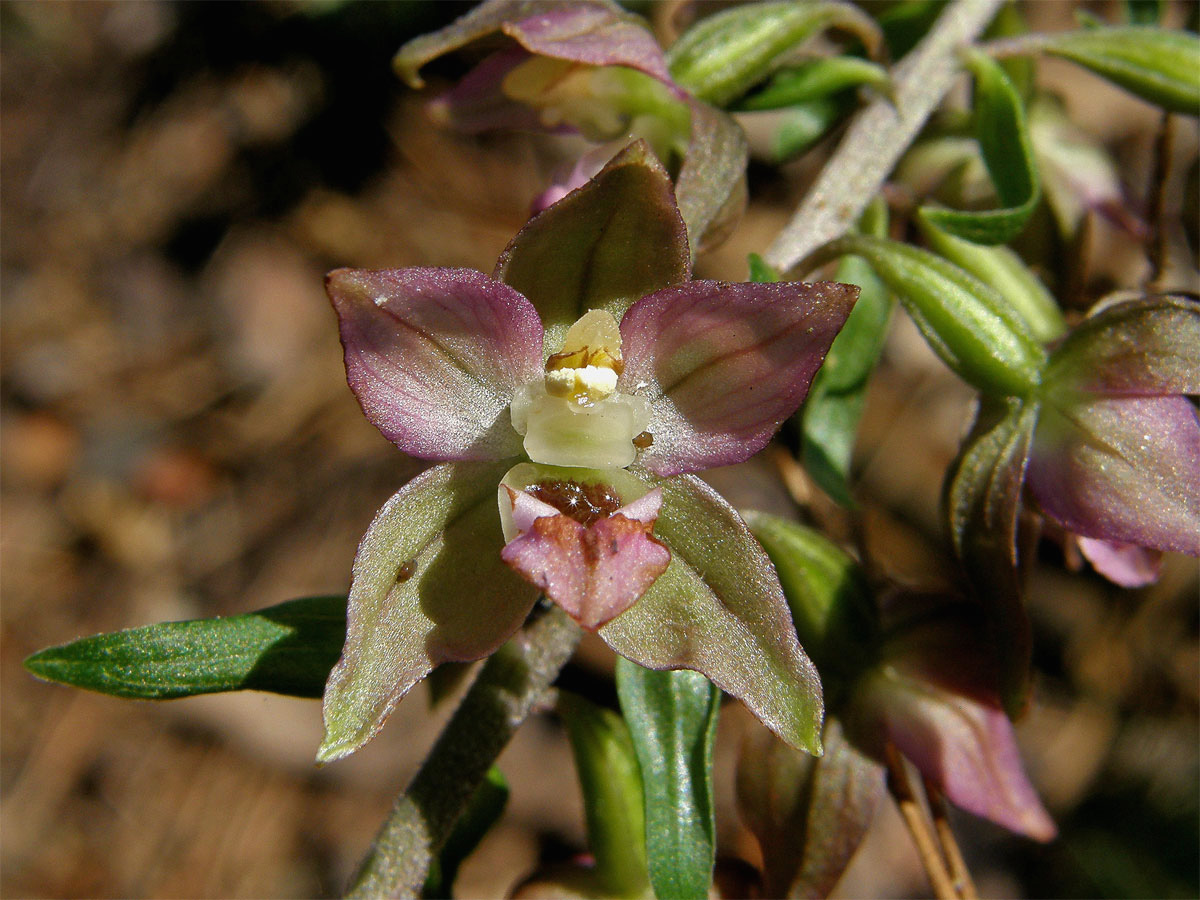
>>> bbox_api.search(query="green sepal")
[736,56,892,111]
[558,692,652,898]
[1042,26,1200,115]
[742,512,876,698]
[24,595,346,700]
[918,50,1041,244]
[600,473,824,755]
[615,660,720,900]
[917,210,1066,342]
[667,1,883,107]
[944,398,1039,718]
[422,767,509,899]
[800,234,1046,398]
[495,142,690,353]
[800,201,893,505]
[675,102,749,257]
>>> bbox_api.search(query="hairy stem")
[924,777,979,900]
[764,0,1005,272]
[347,606,582,899]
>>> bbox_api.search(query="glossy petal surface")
[1046,295,1200,396]
[328,267,543,460]
[500,488,670,630]
[319,461,539,762]
[600,474,824,753]
[1028,395,1200,554]
[619,280,857,476]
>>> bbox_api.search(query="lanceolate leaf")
[666,1,883,107]
[736,57,893,111]
[1042,26,1200,115]
[495,143,690,352]
[319,460,539,763]
[919,50,1040,244]
[616,660,720,900]
[600,474,825,754]
[25,596,346,700]
[944,399,1038,717]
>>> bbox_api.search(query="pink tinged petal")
[500,487,670,630]
[1076,537,1164,588]
[428,49,549,134]
[1046,295,1200,396]
[1028,395,1200,555]
[501,4,676,87]
[851,670,1056,842]
[327,267,544,461]
[619,280,858,476]
[599,474,825,754]
[318,461,540,763]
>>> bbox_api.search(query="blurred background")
[2,1,1196,897]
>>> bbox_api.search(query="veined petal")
[318,461,539,763]
[1076,536,1163,588]
[327,267,544,461]
[1045,295,1200,396]
[1028,395,1200,554]
[619,280,858,476]
[600,474,825,753]
[501,488,670,630]
[849,668,1056,842]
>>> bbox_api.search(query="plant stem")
[884,743,958,900]
[764,0,1005,272]
[924,777,978,900]
[346,606,582,899]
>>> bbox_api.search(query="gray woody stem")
[763,0,1005,272]
[347,607,582,899]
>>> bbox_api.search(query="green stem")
[763,0,1005,272]
[346,606,582,899]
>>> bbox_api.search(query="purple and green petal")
[1045,294,1200,397]
[1076,537,1163,588]
[427,48,548,134]
[495,143,690,352]
[619,280,858,476]
[1028,395,1200,555]
[674,100,749,256]
[599,473,825,754]
[318,461,539,763]
[395,0,671,88]
[500,486,670,630]
[327,267,544,461]
[849,669,1056,842]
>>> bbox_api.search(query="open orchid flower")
[1028,294,1200,584]
[393,0,744,253]
[316,145,857,762]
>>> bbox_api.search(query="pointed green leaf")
[801,234,1045,398]
[319,460,539,763]
[1043,26,1200,114]
[667,1,883,107]
[494,142,690,353]
[919,50,1041,244]
[944,399,1038,717]
[600,474,824,754]
[736,717,884,899]
[616,660,720,900]
[800,223,893,506]
[766,96,852,163]
[558,692,651,898]
[736,56,893,111]
[422,767,509,899]
[24,596,346,700]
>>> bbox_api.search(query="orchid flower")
[316,145,857,762]
[1026,294,1200,586]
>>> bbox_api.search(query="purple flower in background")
[1028,294,1200,585]
[316,147,856,762]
